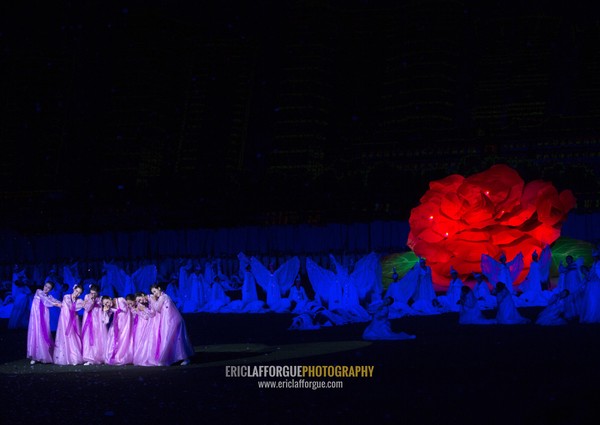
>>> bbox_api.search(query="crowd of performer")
[27,281,193,367]
[1,243,600,363]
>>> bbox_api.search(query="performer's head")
[101,295,112,309]
[565,255,574,264]
[89,284,100,299]
[150,283,163,297]
[72,284,84,298]
[135,292,147,305]
[43,280,55,293]
[125,293,136,308]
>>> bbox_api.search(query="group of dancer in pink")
[26,281,194,366]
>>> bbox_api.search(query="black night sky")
[2,1,600,233]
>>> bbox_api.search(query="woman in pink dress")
[101,296,113,326]
[53,284,85,365]
[82,284,107,365]
[149,283,194,366]
[27,280,62,364]
[129,292,158,367]
[104,296,133,365]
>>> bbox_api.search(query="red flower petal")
[407,164,576,287]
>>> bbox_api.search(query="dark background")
[2,0,600,234]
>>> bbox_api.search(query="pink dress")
[104,298,133,365]
[150,293,194,366]
[53,294,84,365]
[81,295,108,364]
[27,289,60,363]
[131,304,158,366]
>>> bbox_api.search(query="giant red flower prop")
[407,164,576,286]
